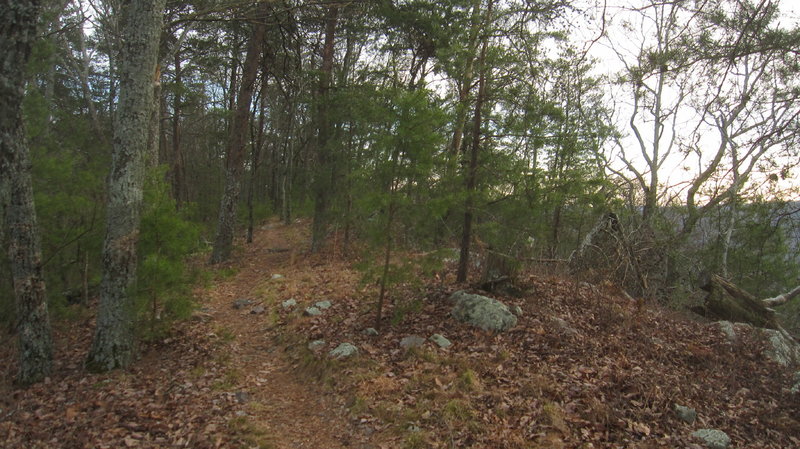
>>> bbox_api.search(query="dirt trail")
[200,220,376,449]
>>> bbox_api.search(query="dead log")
[763,285,800,307]
[696,275,780,330]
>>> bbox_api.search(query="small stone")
[717,321,736,341]
[281,298,297,309]
[552,317,579,336]
[235,410,247,417]
[308,340,326,351]
[329,343,358,359]
[429,334,452,348]
[315,300,332,309]
[363,328,379,336]
[235,391,251,404]
[692,428,731,449]
[250,305,265,315]
[271,274,284,280]
[400,335,426,350]
[304,307,322,316]
[674,404,697,424]
[407,424,421,433]
[232,298,253,309]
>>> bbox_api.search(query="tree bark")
[695,275,780,330]
[310,5,340,253]
[0,0,53,385]
[763,286,800,307]
[450,0,483,156]
[146,64,161,168]
[86,0,166,372]
[171,51,185,207]
[456,0,492,283]
[209,21,266,264]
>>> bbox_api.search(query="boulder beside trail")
[691,428,730,449]
[448,291,517,332]
[329,343,358,359]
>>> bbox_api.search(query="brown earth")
[2,219,799,448]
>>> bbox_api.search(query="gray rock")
[552,317,579,336]
[448,291,517,332]
[792,371,800,394]
[232,298,253,309]
[429,334,452,348]
[250,305,265,315]
[717,321,737,341]
[329,343,359,359]
[315,300,332,309]
[363,328,379,336]
[281,298,297,309]
[235,391,251,404]
[510,305,523,316]
[674,404,697,424]
[691,429,730,449]
[304,307,322,316]
[271,274,284,280]
[400,335,426,350]
[714,321,752,342]
[308,340,326,351]
[761,329,800,366]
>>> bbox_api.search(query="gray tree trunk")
[86,0,166,372]
[1,0,53,386]
[209,21,266,264]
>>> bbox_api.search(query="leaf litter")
[2,219,798,448]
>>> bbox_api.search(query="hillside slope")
[2,219,798,448]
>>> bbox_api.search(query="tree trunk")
[209,21,266,264]
[450,0,483,156]
[171,51,185,207]
[694,275,780,330]
[310,5,340,253]
[246,82,267,244]
[0,0,53,385]
[146,64,161,168]
[86,0,166,372]
[456,1,491,283]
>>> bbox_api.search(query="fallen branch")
[763,285,800,307]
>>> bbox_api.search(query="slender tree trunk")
[86,0,166,372]
[450,0,483,156]
[171,52,185,207]
[0,0,53,385]
[456,3,491,283]
[720,200,736,278]
[310,5,340,252]
[209,21,266,264]
[146,64,161,168]
[246,83,267,244]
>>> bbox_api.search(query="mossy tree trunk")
[0,0,53,385]
[86,0,166,372]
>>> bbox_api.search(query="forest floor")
[2,218,799,448]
